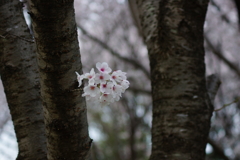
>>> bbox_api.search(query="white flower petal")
[75,71,84,87]
[83,84,100,97]
[96,62,112,74]
[76,62,129,105]
[95,73,110,84]
[100,82,113,94]
[121,80,130,90]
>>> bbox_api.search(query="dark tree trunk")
[134,1,212,159]
[0,0,47,159]
[27,0,91,159]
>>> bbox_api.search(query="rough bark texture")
[27,0,91,159]
[0,0,47,160]
[134,1,212,159]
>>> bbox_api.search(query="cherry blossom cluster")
[76,62,130,106]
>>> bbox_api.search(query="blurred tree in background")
[0,0,240,160]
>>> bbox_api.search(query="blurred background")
[1,0,240,159]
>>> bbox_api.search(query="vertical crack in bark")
[0,0,47,160]
[135,0,212,159]
[27,0,91,159]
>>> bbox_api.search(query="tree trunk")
[27,0,91,159]
[0,0,47,159]
[134,1,212,159]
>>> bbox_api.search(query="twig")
[210,0,230,24]
[205,35,240,78]
[214,97,240,111]
[206,74,221,104]
[77,24,150,79]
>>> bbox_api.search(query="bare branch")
[206,74,221,104]
[210,0,230,24]
[214,97,240,111]
[77,24,150,79]
[205,35,240,78]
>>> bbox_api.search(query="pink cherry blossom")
[83,84,100,97]
[100,82,113,94]
[112,84,122,101]
[111,70,127,83]
[121,80,130,90]
[96,62,112,74]
[100,93,114,104]
[75,62,129,106]
[83,94,100,103]
[84,68,95,85]
[95,72,110,84]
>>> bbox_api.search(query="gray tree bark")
[27,0,91,159]
[0,0,47,159]
[132,0,212,159]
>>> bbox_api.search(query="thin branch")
[205,35,240,78]
[77,24,151,79]
[210,0,230,24]
[205,72,240,112]
[214,97,240,111]
[206,74,221,104]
